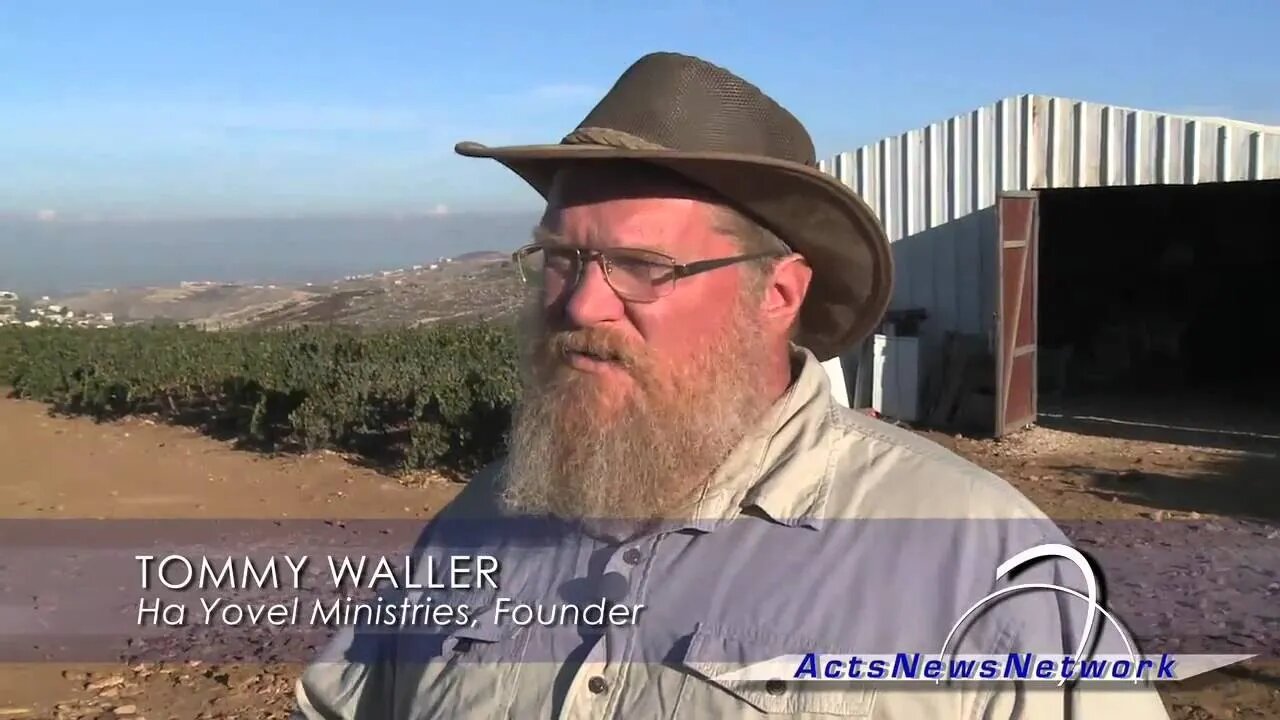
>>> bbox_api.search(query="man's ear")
[759,254,812,333]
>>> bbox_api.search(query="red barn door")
[995,192,1039,436]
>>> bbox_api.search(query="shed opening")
[1035,179,1280,448]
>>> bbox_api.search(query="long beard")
[501,297,773,536]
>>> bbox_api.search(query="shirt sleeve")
[292,622,399,719]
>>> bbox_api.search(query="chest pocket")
[673,624,876,718]
[393,594,532,720]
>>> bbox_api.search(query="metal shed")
[816,94,1280,432]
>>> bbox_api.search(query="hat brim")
[455,141,893,363]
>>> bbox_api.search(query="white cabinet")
[821,356,850,408]
[871,334,921,422]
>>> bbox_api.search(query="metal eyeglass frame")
[511,243,787,302]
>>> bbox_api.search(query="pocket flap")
[676,624,875,716]
[390,588,513,654]
[441,618,508,651]
[440,593,516,649]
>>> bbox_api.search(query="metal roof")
[818,94,1280,244]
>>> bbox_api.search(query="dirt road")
[0,397,1275,719]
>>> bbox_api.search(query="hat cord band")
[561,126,669,151]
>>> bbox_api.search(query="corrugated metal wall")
[817,94,1280,407]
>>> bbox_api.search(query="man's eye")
[609,255,665,275]
[542,250,577,268]
[611,257,652,271]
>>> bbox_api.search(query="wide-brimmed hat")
[455,51,893,362]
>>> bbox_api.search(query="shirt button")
[622,547,643,565]
[765,679,786,695]
[588,675,609,694]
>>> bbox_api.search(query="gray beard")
[500,302,773,535]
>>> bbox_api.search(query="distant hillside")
[50,255,526,330]
[0,212,538,297]
[51,283,317,325]
[454,250,508,263]
[245,257,524,329]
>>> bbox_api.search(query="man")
[294,52,1171,718]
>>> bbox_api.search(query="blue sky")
[2,0,1277,220]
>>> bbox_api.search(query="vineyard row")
[0,323,521,474]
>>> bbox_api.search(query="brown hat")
[455,51,893,362]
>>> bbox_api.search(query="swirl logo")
[936,543,1139,686]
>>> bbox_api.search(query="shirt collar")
[681,345,839,534]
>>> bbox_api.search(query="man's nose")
[561,258,624,326]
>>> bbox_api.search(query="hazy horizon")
[0,212,539,297]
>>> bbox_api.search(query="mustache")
[543,329,641,369]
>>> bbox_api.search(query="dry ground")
[0,396,1276,719]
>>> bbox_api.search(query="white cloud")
[35,209,57,221]
[527,83,598,102]
[210,102,434,133]
[486,83,600,109]
[428,203,450,216]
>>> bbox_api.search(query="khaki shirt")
[293,348,1171,719]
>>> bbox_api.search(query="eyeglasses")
[511,243,786,303]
